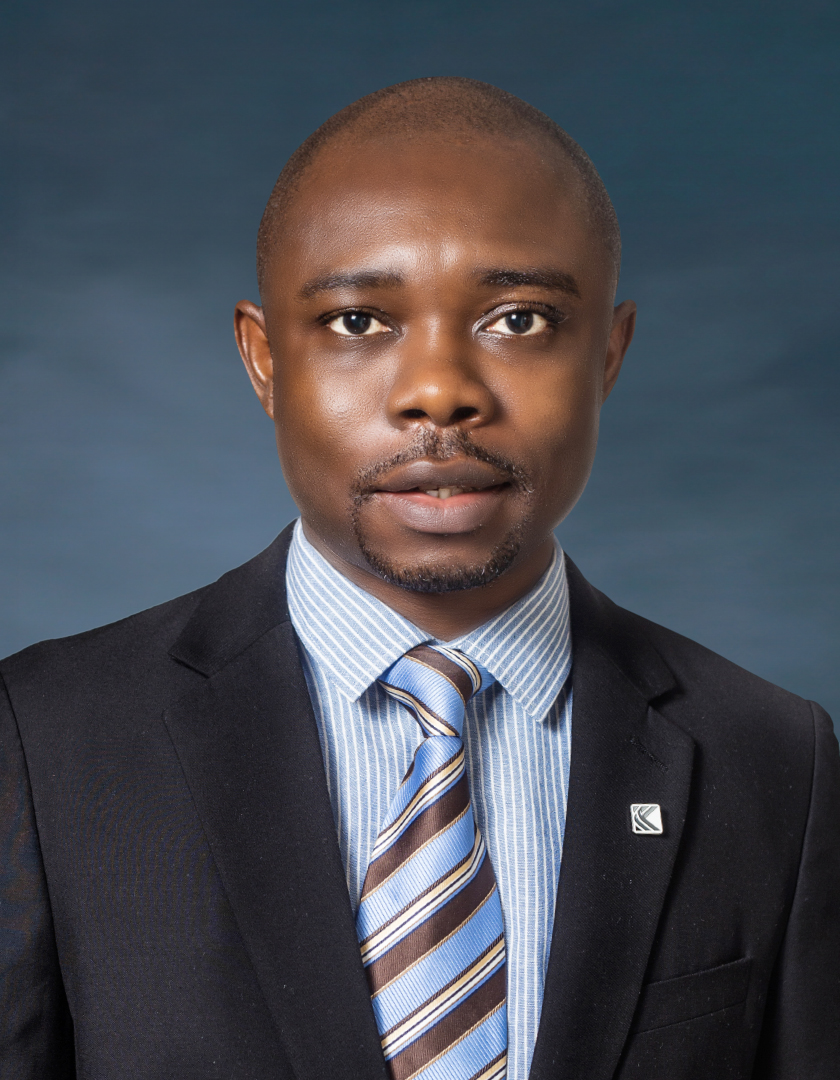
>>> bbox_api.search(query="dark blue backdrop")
[3,0,838,723]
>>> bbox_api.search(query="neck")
[301,524,555,640]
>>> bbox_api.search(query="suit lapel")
[529,561,696,1080]
[164,529,388,1080]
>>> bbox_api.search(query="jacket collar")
[169,524,295,677]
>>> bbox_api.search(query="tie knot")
[378,644,486,738]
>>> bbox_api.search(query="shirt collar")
[286,519,571,720]
[286,520,427,701]
[447,542,571,720]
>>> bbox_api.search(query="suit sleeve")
[752,703,840,1078]
[0,674,75,1078]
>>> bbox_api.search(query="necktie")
[356,644,507,1080]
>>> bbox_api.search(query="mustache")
[351,429,533,498]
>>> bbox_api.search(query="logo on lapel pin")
[631,804,663,834]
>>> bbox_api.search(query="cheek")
[270,356,383,496]
[500,360,603,475]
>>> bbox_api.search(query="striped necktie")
[356,643,507,1080]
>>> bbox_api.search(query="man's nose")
[385,329,496,431]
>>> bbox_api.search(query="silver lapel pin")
[631,803,663,834]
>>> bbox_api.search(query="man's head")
[235,77,635,629]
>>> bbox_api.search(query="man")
[1,77,837,1080]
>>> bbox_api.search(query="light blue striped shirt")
[286,520,572,1080]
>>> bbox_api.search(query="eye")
[486,310,549,336]
[327,312,390,336]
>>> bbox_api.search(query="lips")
[370,458,512,497]
[359,457,515,535]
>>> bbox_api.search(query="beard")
[350,429,534,594]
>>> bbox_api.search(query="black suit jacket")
[1,525,838,1079]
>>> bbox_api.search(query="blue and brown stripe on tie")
[356,644,508,1080]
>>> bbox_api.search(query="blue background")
[3,0,838,723]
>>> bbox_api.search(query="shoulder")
[629,604,814,720]
[0,584,211,717]
[0,527,295,723]
[567,557,829,753]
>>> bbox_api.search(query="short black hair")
[256,76,621,295]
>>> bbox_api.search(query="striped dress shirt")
[286,520,573,1080]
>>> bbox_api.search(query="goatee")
[350,430,533,594]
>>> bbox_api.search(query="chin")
[355,531,524,594]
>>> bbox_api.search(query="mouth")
[358,458,518,535]
[368,458,514,497]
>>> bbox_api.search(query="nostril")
[451,406,479,423]
[403,409,426,419]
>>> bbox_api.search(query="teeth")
[423,487,472,499]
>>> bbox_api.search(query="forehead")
[269,135,607,289]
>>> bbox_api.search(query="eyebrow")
[476,267,581,298]
[297,265,582,300]
[298,269,404,299]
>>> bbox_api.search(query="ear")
[234,301,275,419]
[602,299,636,402]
